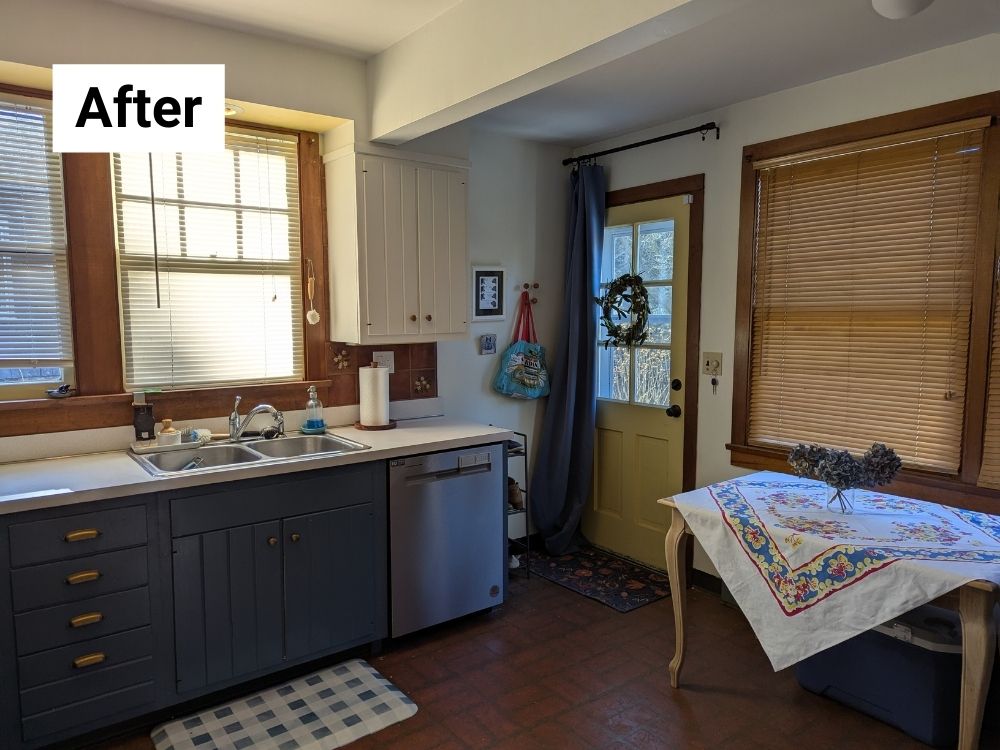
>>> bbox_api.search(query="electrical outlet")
[372,350,395,373]
[702,352,722,376]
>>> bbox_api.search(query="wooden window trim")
[731,91,1000,509]
[0,82,331,436]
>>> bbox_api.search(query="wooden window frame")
[729,91,1000,512]
[0,83,331,437]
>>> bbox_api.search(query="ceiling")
[104,0,463,57]
[472,0,1000,146]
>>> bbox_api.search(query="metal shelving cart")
[506,430,530,578]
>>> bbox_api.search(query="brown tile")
[411,369,437,399]
[388,370,411,402]
[328,343,358,373]
[328,373,358,406]
[410,342,437,369]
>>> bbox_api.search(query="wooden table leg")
[664,507,688,689]
[958,585,997,750]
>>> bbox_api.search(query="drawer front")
[18,626,152,690]
[9,505,147,567]
[20,655,154,716]
[14,587,150,656]
[21,681,154,742]
[11,546,148,612]
[170,463,381,537]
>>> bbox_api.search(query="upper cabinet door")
[416,165,468,336]
[359,157,420,338]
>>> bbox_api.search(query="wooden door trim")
[606,174,705,495]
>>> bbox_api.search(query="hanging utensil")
[306,259,321,325]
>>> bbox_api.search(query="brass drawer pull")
[66,570,101,585]
[267,536,278,547]
[70,612,103,628]
[73,652,106,669]
[64,529,100,543]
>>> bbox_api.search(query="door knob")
[671,378,682,391]
[267,536,278,547]
[290,533,301,543]
[665,404,682,418]
[410,314,417,322]
[425,314,433,322]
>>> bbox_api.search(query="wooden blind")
[748,122,986,473]
[979,273,1000,488]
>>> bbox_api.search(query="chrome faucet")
[229,396,285,441]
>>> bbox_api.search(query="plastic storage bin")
[796,604,963,748]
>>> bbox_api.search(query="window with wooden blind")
[979,278,1000,489]
[112,128,304,389]
[0,92,74,398]
[739,116,992,476]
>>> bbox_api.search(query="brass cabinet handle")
[267,536,278,547]
[70,612,103,628]
[425,314,432,322]
[290,533,301,543]
[66,570,101,585]
[73,652,106,669]
[64,529,100,543]
[409,314,417,322]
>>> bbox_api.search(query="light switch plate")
[702,352,723,376]
[372,350,395,374]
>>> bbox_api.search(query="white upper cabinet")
[326,148,469,344]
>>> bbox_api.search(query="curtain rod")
[562,121,720,166]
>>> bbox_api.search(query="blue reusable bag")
[492,291,549,399]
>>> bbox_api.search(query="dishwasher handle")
[403,463,492,484]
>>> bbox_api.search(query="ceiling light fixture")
[224,102,244,117]
[871,0,935,19]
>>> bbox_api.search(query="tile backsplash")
[327,342,438,406]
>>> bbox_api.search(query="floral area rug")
[528,544,670,612]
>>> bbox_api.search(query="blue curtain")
[530,164,606,554]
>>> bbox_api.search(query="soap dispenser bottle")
[302,385,326,434]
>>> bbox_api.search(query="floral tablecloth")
[673,471,1000,670]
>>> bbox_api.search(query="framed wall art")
[472,265,506,322]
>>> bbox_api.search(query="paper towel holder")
[356,361,398,431]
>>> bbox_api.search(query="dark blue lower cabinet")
[170,463,387,697]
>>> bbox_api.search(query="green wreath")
[596,273,650,348]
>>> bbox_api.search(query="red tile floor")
[97,575,1000,749]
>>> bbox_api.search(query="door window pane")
[634,347,672,407]
[637,219,674,281]
[601,225,632,283]
[597,345,629,402]
[646,286,672,345]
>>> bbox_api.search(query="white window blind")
[113,128,303,389]
[0,94,74,373]
[748,119,986,474]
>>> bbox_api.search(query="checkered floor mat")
[151,659,417,750]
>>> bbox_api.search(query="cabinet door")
[283,504,377,661]
[416,165,468,335]
[172,522,283,692]
[360,156,420,338]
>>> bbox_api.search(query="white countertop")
[0,418,514,516]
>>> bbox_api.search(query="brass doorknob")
[290,533,301,543]
[410,314,417,322]
[267,536,278,547]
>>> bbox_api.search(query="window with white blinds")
[0,94,74,389]
[113,128,303,389]
[748,119,987,474]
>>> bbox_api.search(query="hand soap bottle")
[301,385,326,434]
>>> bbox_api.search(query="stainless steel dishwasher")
[388,444,505,637]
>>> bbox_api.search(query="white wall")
[580,33,1000,572]
[1,0,366,127]
[436,130,570,512]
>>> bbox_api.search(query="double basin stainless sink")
[131,434,371,477]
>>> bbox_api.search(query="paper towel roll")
[359,364,390,427]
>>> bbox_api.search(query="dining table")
[660,471,1000,750]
